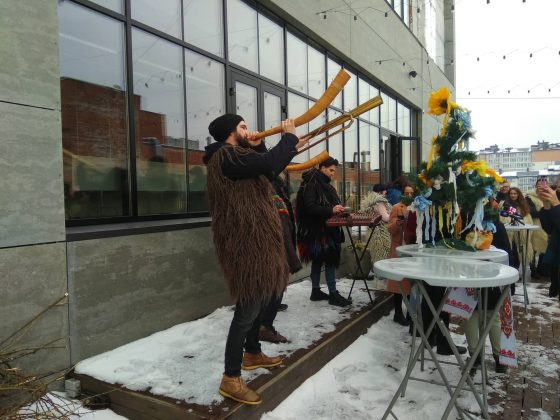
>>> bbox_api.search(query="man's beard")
[236,132,250,148]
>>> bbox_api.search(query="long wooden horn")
[253,69,350,140]
[286,95,384,172]
[296,95,383,155]
[286,150,331,172]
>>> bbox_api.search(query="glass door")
[229,70,286,140]
[380,131,419,184]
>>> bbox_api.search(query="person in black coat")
[537,183,560,298]
[296,157,351,307]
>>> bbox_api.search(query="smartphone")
[537,176,548,189]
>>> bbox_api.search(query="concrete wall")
[0,0,70,379]
[66,227,229,362]
[0,243,69,375]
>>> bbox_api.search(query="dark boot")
[437,341,467,356]
[393,309,410,326]
[310,288,330,301]
[328,291,351,307]
[493,354,508,374]
[468,354,481,376]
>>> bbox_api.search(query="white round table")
[375,256,518,288]
[375,257,518,420]
[504,223,541,309]
[396,244,509,264]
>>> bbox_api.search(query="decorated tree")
[408,87,503,250]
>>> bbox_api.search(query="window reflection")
[327,59,343,109]
[327,108,344,198]
[184,0,223,57]
[258,14,284,83]
[398,103,411,136]
[235,81,258,133]
[380,92,390,129]
[263,91,282,148]
[132,29,187,215]
[388,96,397,132]
[59,2,128,220]
[287,33,307,94]
[131,0,182,38]
[185,50,224,211]
[227,0,258,73]
[308,47,325,99]
[359,78,370,122]
[359,122,381,197]
[287,93,308,202]
[89,0,122,13]
[343,122,358,210]
[343,70,357,111]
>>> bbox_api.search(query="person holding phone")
[525,178,550,278]
[537,181,560,298]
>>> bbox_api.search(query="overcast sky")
[455,0,560,151]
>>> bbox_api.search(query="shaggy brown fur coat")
[206,146,289,304]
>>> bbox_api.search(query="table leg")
[382,282,467,420]
[480,289,488,411]
[441,286,511,420]
[416,282,487,418]
[522,229,530,308]
[345,226,375,304]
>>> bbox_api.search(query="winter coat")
[525,189,549,254]
[539,204,560,268]
[272,174,302,274]
[203,134,298,304]
[387,202,415,258]
[360,192,391,264]
[296,168,343,266]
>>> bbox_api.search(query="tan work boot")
[219,374,261,405]
[242,352,283,370]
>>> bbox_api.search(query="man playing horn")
[203,114,307,405]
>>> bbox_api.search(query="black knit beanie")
[208,114,244,142]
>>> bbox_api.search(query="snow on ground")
[75,279,374,406]
[22,392,126,420]
[76,277,560,419]
[263,281,560,420]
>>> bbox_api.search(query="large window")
[185,51,225,212]
[184,0,223,57]
[132,29,187,216]
[59,1,128,220]
[132,0,182,38]
[58,0,415,224]
[227,0,258,73]
[258,14,284,83]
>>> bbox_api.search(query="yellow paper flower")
[428,87,450,116]
[461,160,503,183]
[418,172,433,187]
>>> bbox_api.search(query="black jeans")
[261,293,283,328]
[224,300,264,377]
